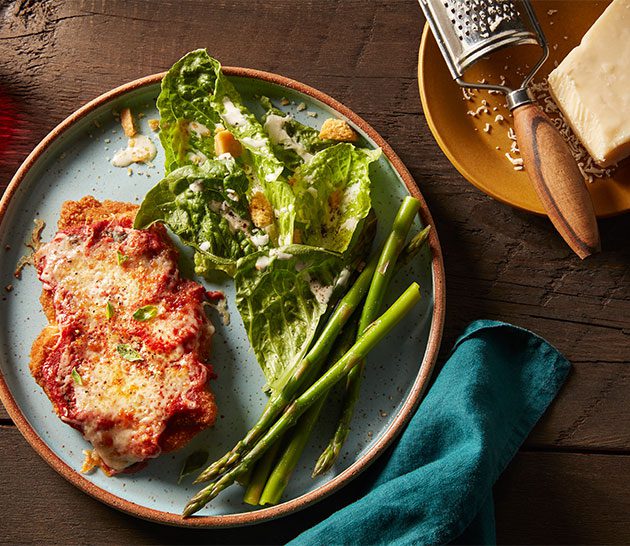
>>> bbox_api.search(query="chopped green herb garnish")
[71,368,84,386]
[116,250,129,265]
[178,450,209,484]
[133,304,158,322]
[106,301,115,319]
[116,344,143,362]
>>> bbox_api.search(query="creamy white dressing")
[270,248,293,260]
[221,202,251,234]
[341,217,359,231]
[309,279,334,306]
[199,241,211,251]
[250,232,270,248]
[224,213,249,233]
[335,267,352,289]
[221,97,248,127]
[189,180,204,193]
[343,182,362,203]
[226,189,239,202]
[240,136,267,149]
[187,150,208,165]
[274,204,294,218]
[217,152,233,161]
[265,170,282,182]
[255,255,272,271]
[188,121,211,137]
[264,113,313,163]
[208,200,222,213]
[111,135,157,167]
[279,233,293,246]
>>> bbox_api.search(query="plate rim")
[0,67,446,528]
[418,23,628,219]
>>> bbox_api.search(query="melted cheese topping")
[34,220,214,472]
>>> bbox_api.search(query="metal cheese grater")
[418,0,600,259]
[419,0,548,109]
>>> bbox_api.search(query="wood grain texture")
[495,450,630,544]
[513,103,600,259]
[0,0,629,542]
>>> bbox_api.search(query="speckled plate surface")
[419,0,630,218]
[0,69,444,527]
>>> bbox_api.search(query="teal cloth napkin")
[289,320,570,545]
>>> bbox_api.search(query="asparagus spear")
[258,319,359,506]
[398,225,431,270]
[258,221,431,502]
[242,438,284,505]
[313,196,421,477]
[183,282,421,516]
[194,254,380,484]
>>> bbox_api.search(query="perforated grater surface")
[419,0,548,109]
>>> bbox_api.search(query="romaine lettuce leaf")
[157,50,223,173]
[158,50,296,247]
[292,143,381,253]
[259,97,334,172]
[234,245,346,393]
[211,78,284,186]
[134,160,267,276]
[209,73,297,246]
[260,180,296,247]
[146,50,381,393]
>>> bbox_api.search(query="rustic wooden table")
[1,1,629,543]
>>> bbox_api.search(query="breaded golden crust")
[29,325,59,388]
[31,196,217,461]
[39,289,55,323]
[57,196,138,231]
[159,389,217,452]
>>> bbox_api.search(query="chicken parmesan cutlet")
[30,196,217,475]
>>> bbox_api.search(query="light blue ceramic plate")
[0,69,445,527]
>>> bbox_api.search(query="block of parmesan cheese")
[548,0,630,167]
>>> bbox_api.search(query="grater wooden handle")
[513,103,600,259]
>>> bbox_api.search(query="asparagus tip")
[182,501,201,518]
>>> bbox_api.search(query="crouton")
[214,130,243,158]
[249,192,274,228]
[120,107,137,137]
[319,118,358,142]
[328,190,342,210]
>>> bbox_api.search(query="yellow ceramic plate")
[418,0,629,217]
